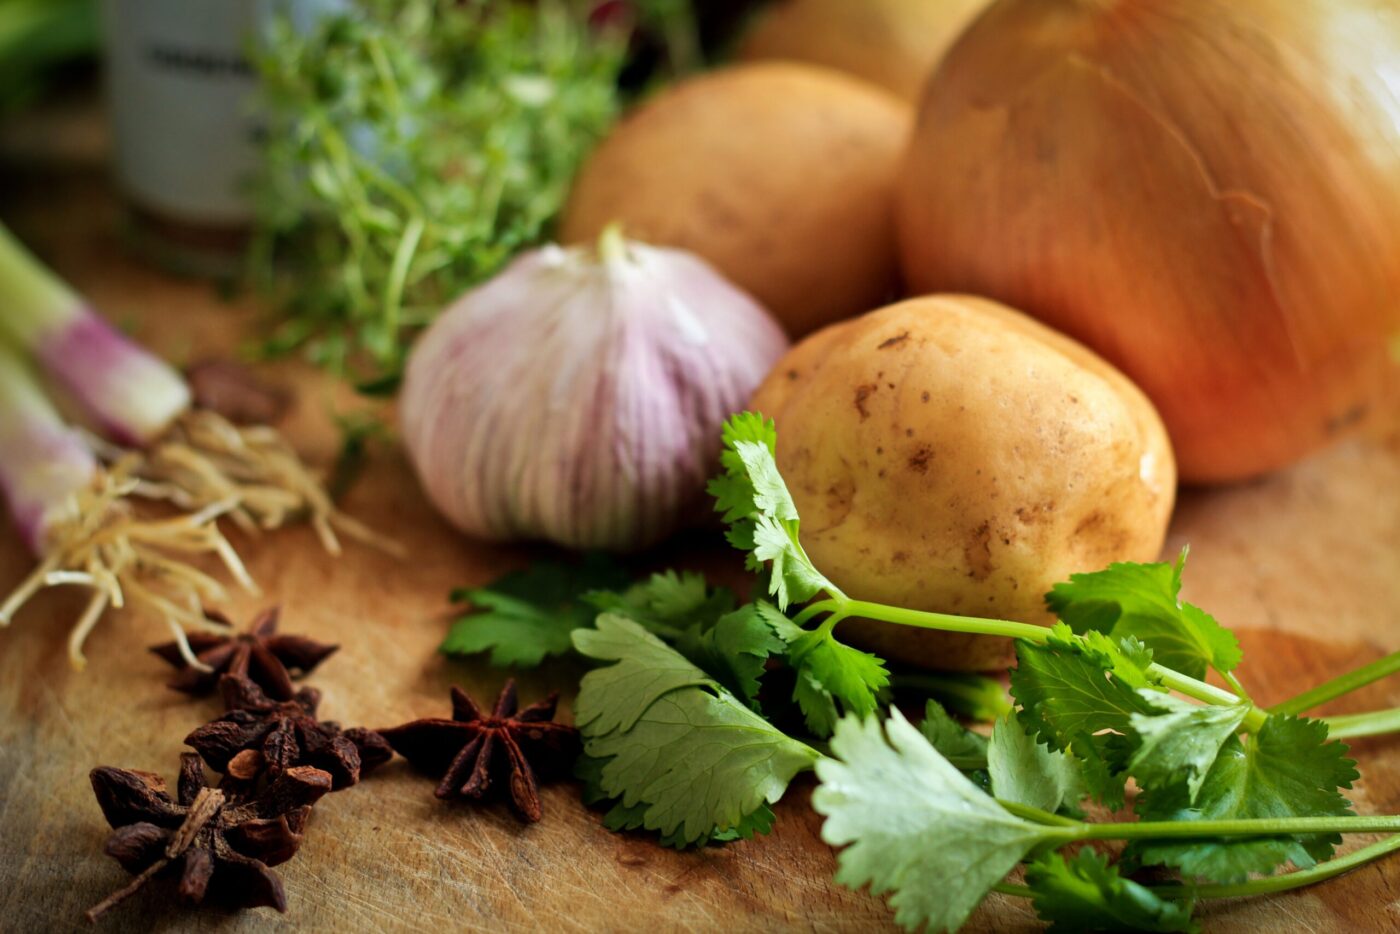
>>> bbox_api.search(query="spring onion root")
[89,409,392,557]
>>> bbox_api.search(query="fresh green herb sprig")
[441,411,1400,929]
[250,0,628,385]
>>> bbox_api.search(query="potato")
[751,295,1176,670]
[739,0,989,102]
[560,63,911,338]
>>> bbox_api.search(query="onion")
[898,0,1400,482]
[400,228,790,550]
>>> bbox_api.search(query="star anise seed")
[377,680,579,822]
[150,607,338,700]
[86,753,332,921]
[183,674,391,791]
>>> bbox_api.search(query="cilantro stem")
[1063,814,1400,841]
[993,834,1400,902]
[996,800,1081,827]
[1271,650,1400,716]
[838,599,1047,642]
[1223,670,1252,702]
[833,597,1265,729]
[1160,834,1400,898]
[1321,707,1400,739]
[793,599,840,628]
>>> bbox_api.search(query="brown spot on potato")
[1326,403,1369,434]
[1074,511,1106,537]
[787,369,801,381]
[921,391,931,403]
[908,446,934,474]
[1015,501,1056,524]
[891,550,910,565]
[877,331,911,349]
[854,383,877,419]
[965,521,994,581]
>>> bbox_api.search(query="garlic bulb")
[400,229,790,550]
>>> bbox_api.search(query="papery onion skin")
[898,0,1400,482]
[400,238,790,551]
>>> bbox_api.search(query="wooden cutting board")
[3,148,1400,934]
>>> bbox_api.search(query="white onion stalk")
[401,226,790,550]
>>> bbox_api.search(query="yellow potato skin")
[560,63,911,338]
[750,296,1176,670]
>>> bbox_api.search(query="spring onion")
[0,222,189,445]
[0,222,386,667]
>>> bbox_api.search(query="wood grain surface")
[3,131,1400,934]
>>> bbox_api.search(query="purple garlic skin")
[400,237,790,550]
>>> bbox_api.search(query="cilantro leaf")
[1129,692,1250,802]
[988,713,1085,815]
[1026,850,1199,933]
[1047,553,1241,680]
[1131,715,1359,882]
[572,614,718,734]
[897,672,1013,722]
[813,709,1064,932]
[577,754,777,848]
[440,555,629,666]
[761,605,888,736]
[1010,624,1162,808]
[674,604,786,709]
[573,615,819,845]
[708,412,840,610]
[789,633,889,736]
[919,700,989,772]
[586,570,735,633]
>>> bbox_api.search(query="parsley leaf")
[1010,624,1162,808]
[1047,552,1242,680]
[1026,850,1199,933]
[988,713,1085,815]
[919,700,989,772]
[708,412,840,610]
[440,555,629,666]
[573,615,819,845]
[813,709,1064,932]
[1129,692,1250,802]
[1131,715,1359,882]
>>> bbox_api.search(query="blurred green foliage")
[0,0,98,114]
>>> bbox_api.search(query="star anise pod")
[377,680,579,822]
[86,753,331,921]
[150,607,338,700]
[184,674,391,791]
